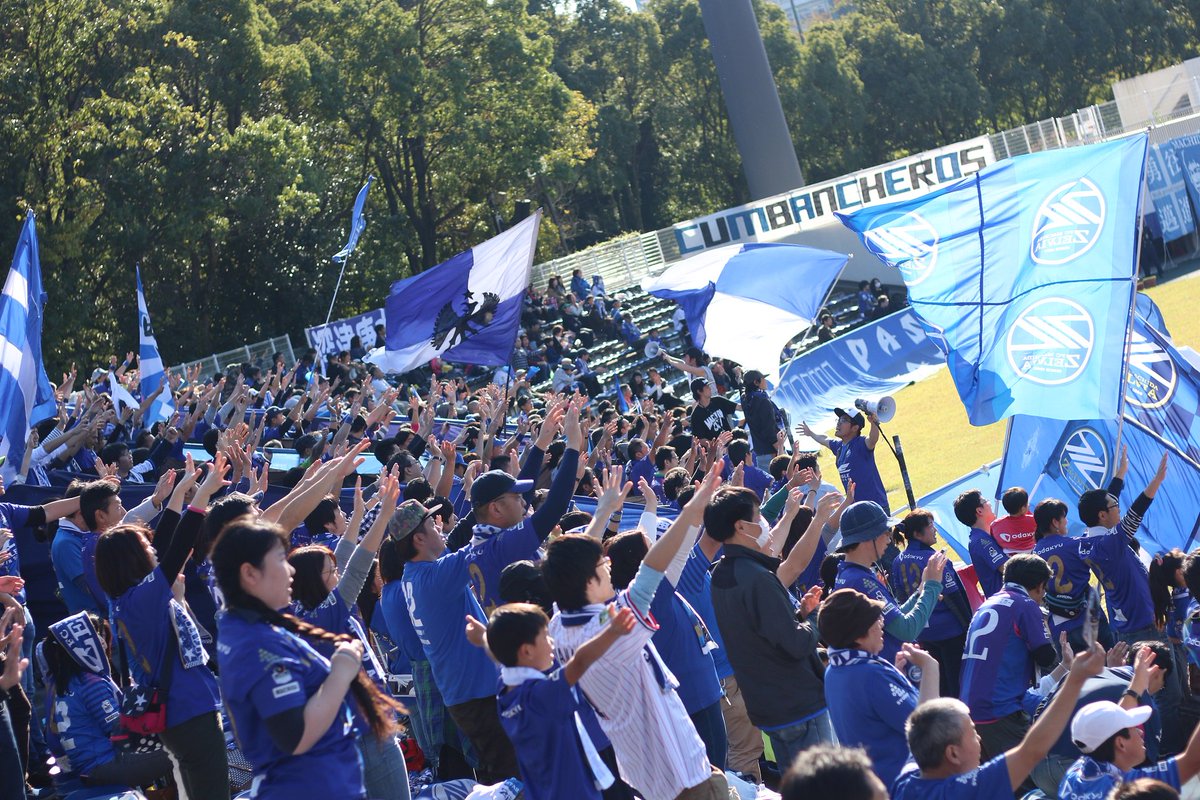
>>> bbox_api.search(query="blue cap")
[830,501,894,551]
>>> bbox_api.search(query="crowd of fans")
[0,268,1191,800]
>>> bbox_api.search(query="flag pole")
[324,250,353,327]
[1114,163,1150,460]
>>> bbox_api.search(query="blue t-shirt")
[1184,600,1200,667]
[835,560,906,664]
[628,454,654,492]
[891,754,1013,800]
[289,525,340,552]
[1059,754,1179,800]
[51,525,103,615]
[790,531,828,600]
[378,581,426,664]
[1168,588,1192,643]
[676,544,733,680]
[402,551,500,706]
[959,583,1052,722]
[497,670,602,800]
[1077,526,1155,633]
[967,527,1008,598]
[112,566,221,728]
[0,503,33,603]
[47,673,122,787]
[294,591,387,690]
[824,650,918,789]
[216,610,365,800]
[889,540,967,641]
[1033,532,1092,634]
[828,436,888,513]
[648,582,722,714]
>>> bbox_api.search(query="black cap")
[470,470,535,507]
[833,407,866,428]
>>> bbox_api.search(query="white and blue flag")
[838,134,1148,426]
[0,212,58,482]
[332,176,374,263]
[366,211,542,374]
[136,265,173,423]
[641,243,847,374]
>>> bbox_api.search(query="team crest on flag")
[1124,328,1177,410]
[1030,178,1107,265]
[1057,426,1110,496]
[863,211,940,286]
[1005,297,1095,385]
[431,291,500,351]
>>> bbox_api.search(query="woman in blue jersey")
[94,454,231,800]
[211,517,404,800]
[40,611,173,794]
[288,476,411,799]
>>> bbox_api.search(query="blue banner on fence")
[1145,140,1197,242]
[771,307,945,435]
[306,308,385,358]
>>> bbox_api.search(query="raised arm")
[777,491,843,588]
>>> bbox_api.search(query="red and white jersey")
[549,591,712,800]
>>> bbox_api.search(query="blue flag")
[136,265,174,423]
[366,211,542,373]
[641,243,846,374]
[0,212,58,482]
[1122,300,1200,466]
[332,176,374,263]
[837,135,1148,426]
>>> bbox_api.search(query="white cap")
[1070,700,1152,753]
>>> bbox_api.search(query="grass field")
[807,269,1200,512]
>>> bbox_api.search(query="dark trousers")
[158,711,229,800]
[600,745,637,800]
[977,710,1029,762]
[921,633,966,699]
[0,698,25,800]
[447,696,519,785]
[85,748,173,788]
[689,699,728,771]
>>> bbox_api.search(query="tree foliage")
[0,0,1196,371]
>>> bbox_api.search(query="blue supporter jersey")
[828,436,889,513]
[288,524,340,552]
[1077,526,1155,633]
[824,650,918,790]
[217,610,365,800]
[1183,600,1200,667]
[0,503,33,603]
[889,540,967,641]
[294,591,387,690]
[791,532,828,600]
[1058,755,1180,800]
[378,581,426,665]
[967,527,1008,598]
[1033,533,1092,634]
[648,582,722,714]
[628,454,654,492]
[835,560,906,664]
[111,566,221,728]
[891,754,1013,800]
[676,544,733,680]
[467,520,545,615]
[497,670,602,800]
[959,583,1052,722]
[47,673,122,788]
[51,525,102,615]
[402,551,500,707]
[1168,588,1192,643]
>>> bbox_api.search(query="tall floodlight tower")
[698,0,805,199]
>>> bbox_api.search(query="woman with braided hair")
[212,516,404,799]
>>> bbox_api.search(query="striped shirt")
[549,588,712,800]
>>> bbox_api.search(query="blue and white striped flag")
[332,176,374,263]
[0,212,58,482]
[136,265,173,423]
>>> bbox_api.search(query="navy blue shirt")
[968,526,1008,598]
[889,540,967,641]
[828,435,888,513]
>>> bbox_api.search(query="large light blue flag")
[0,212,58,482]
[365,211,542,373]
[332,175,374,263]
[136,265,174,424]
[641,243,847,374]
[838,135,1148,426]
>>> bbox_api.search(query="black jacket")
[710,544,826,728]
[742,389,780,457]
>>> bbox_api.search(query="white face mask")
[754,516,772,549]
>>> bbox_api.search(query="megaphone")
[855,396,896,424]
[644,340,661,358]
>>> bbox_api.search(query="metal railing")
[171,335,296,380]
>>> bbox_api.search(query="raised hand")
[922,550,949,583]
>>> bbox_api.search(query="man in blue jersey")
[889,509,971,697]
[798,408,888,513]
[1032,498,1116,651]
[892,643,1105,800]
[1059,691,1200,799]
[959,554,1057,761]
[833,501,945,667]
[1076,453,1168,644]
[954,488,1007,597]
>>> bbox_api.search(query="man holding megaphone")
[797,401,890,514]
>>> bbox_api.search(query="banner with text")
[306,308,385,358]
[771,307,945,438]
[672,136,996,256]
[1145,136,1198,242]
